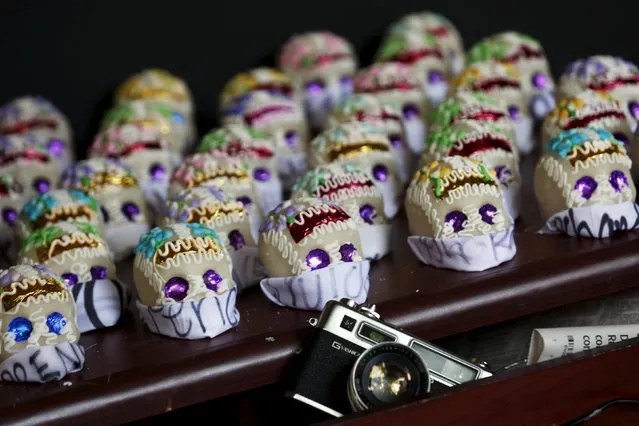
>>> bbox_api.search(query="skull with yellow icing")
[219,67,298,109]
[0,173,25,245]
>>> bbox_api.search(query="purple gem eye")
[284,130,298,148]
[149,163,165,181]
[164,277,189,301]
[236,196,252,207]
[100,206,110,223]
[372,164,389,182]
[428,71,444,84]
[445,211,467,233]
[61,273,78,286]
[253,167,271,182]
[359,204,376,225]
[121,202,140,221]
[203,269,222,292]
[339,243,356,262]
[2,207,17,226]
[479,204,498,225]
[532,72,548,90]
[32,178,50,193]
[228,230,245,250]
[90,266,107,280]
[306,80,324,95]
[494,165,513,186]
[628,101,639,119]
[389,134,402,148]
[609,170,629,192]
[47,139,65,158]
[574,176,598,199]
[507,105,520,120]
[306,248,330,270]
[402,104,419,120]
[340,75,353,87]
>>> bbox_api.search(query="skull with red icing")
[0,173,25,246]
[219,67,298,109]
[0,135,59,198]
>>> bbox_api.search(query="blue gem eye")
[8,317,33,342]
[46,312,67,335]
[172,112,185,124]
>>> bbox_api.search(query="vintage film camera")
[288,298,492,417]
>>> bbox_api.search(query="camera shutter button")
[360,305,381,319]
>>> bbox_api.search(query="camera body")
[288,298,492,417]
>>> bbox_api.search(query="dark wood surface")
[320,339,639,426]
[3,156,639,425]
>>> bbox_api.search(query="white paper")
[278,152,308,188]
[230,246,267,291]
[105,222,150,262]
[514,116,534,155]
[70,278,128,333]
[503,185,522,221]
[407,226,516,272]
[404,119,426,155]
[260,261,370,311]
[530,92,556,122]
[0,343,85,383]
[539,202,639,238]
[394,144,414,185]
[255,176,283,215]
[358,224,391,260]
[142,183,169,217]
[527,325,639,365]
[136,288,240,340]
[376,178,401,219]
[425,82,448,107]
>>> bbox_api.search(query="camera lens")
[347,342,430,412]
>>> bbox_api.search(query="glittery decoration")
[2,207,17,225]
[372,164,389,182]
[121,202,140,221]
[532,72,548,90]
[8,317,32,342]
[135,226,175,259]
[339,243,356,262]
[61,273,79,286]
[628,101,639,119]
[47,138,65,158]
[46,312,67,335]
[288,205,351,243]
[203,269,223,292]
[32,177,50,193]
[228,230,245,250]
[359,204,376,225]
[445,210,467,233]
[236,196,252,207]
[479,204,498,224]
[402,105,420,119]
[507,105,520,120]
[546,128,621,158]
[574,176,598,199]
[149,163,165,181]
[253,168,271,182]
[609,170,628,192]
[90,266,107,280]
[164,277,189,301]
[306,249,330,270]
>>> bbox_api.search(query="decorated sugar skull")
[114,68,196,149]
[375,31,448,106]
[101,100,186,154]
[0,173,25,247]
[421,121,522,219]
[0,135,59,197]
[196,124,282,212]
[169,152,263,221]
[219,67,298,108]
[387,11,465,75]
[161,185,263,290]
[467,32,556,120]
[328,94,412,183]
[0,96,73,170]
[221,91,309,187]
[18,222,125,333]
[405,157,516,271]
[16,189,103,241]
[59,158,152,261]
[133,223,239,339]
[0,264,84,383]
[451,61,533,154]
[291,162,391,260]
[534,128,638,238]
[258,197,370,310]
[89,123,178,210]
[309,121,401,218]
[542,89,633,148]
[354,62,429,155]
[558,56,639,131]
[278,31,358,131]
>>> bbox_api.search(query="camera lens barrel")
[347,342,430,412]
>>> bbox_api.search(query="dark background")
[1,0,637,156]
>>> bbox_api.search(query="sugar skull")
[197,124,282,212]
[0,135,59,197]
[0,264,84,383]
[114,68,196,149]
[309,121,401,218]
[375,31,448,106]
[161,185,263,290]
[89,123,178,210]
[354,63,429,155]
[542,89,633,149]
[101,100,186,154]
[291,162,391,260]
[328,93,413,183]
[0,174,25,247]
[451,61,533,154]
[387,11,465,75]
[219,67,299,108]
[0,96,74,171]
[258,197,370,311]
[18,222,125,333]
[278,31,358,131]
[405,156,516,271]
[534,128,638,238]
[467,32,556,120]
[421,121,522,219]
[59,158,152,261]
[133,223,239,339]
[221,91,309,187]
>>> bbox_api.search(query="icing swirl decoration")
[20,189,101,232]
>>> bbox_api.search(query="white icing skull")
[59,158,152,261]
[278,32,358,131]
[0,173,26,246]
[354,62,429,155]
[219,67,299,109]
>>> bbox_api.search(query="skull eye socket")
[339,243,357,262]
[305,80,325,95]
[507,105,520,120]
[172,112,185,125]
[164,276,189,301]
[236,196,252,207]
[284,130,298,148]
[228,230,245,251]
[428,71,444,85]
[46,312,67,335]
[100,205,110,223]
[574,176,598,199]
[402,104,420,120]
[253,167,271,182]
[479,204,498,225]
[388,134,403,149]
[203,269,223,292]
[90,265,107,280]
[445,210,467,233]
[121,202,141,221]
[32,177,50,193]
[8,317,32,342]
[149,163,165,182]
[372,164,389,182]
[359,204,376,225]
[1,207,17,226]
[609,170,629,192]
[306,248,330,271]
[61,272,79,286]
[47,138,66,158]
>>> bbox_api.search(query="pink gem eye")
[306,80,324,94]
